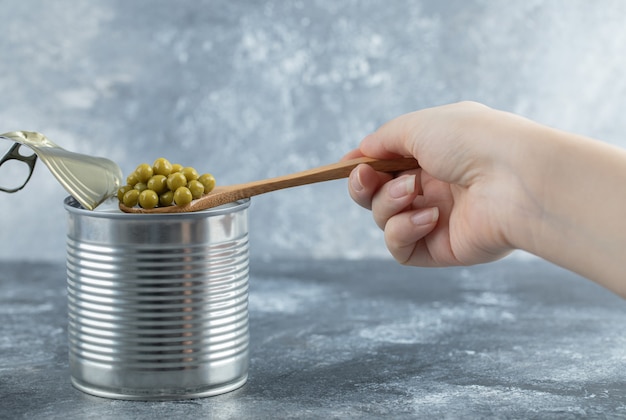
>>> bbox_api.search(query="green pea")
[122,189,140,207]
[171,163,183,173]
[117,185,133,202]
[182,166,199,181]
[147,175,168,194]
[153,157,173,176]
[134,182,148,192]
[173,186,193,206]
[187,180,204,199]
[167,172,187,191]
[139,189,159,209]
[126,172,139,187]
[198,173,216,194]
[135,163,153,183]
[159,191,174,206]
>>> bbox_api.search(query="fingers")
[349,163,424,229]
[370,173,419,229]
[348,163,446,266]
[348,163,393,210]
[347,152,444,267]
[384,207,439,265]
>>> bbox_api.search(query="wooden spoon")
[119,156,419,214]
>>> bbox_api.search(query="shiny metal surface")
[64,197,250,400]
[3,131,122,210]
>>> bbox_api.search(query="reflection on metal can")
[64,197,250,400]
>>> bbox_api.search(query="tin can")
[64,197,250,400]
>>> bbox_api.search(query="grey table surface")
[2,258,626,419]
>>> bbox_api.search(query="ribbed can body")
[64,197,250,400]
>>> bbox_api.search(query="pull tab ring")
[0,141,38,193]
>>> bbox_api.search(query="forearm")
[511,123,626,296]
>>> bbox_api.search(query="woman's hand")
[345,101,626,297]
[345,101,537,266]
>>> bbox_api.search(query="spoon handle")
[188,156,419,211]
[231,156,419,196]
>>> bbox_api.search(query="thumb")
[359,112,420,160]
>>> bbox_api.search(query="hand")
[345,102,538,266]
[345,101,626,297]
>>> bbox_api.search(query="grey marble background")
[2,0,626,261]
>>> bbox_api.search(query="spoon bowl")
[120,156,419,213]
[0,131,122,210]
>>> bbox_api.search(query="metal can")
[64,197,250,400]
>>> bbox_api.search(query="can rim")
[63,196,251,219]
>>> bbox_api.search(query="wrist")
[468,109,554,256]
[503,120,626,295]
[501,120,562,253]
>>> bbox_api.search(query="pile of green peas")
[118,158,216,209]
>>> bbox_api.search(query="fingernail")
[389,175,416,199]
[411,207,439,226]
[350,169,364,192]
